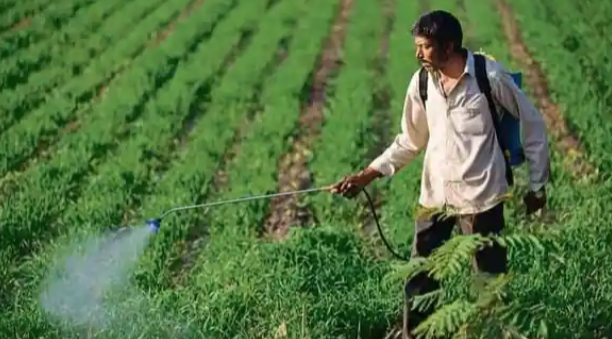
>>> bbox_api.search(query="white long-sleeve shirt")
[369,50,550,215]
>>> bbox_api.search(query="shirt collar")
[430,48,476,79]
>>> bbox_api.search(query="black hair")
[411,10,463,52]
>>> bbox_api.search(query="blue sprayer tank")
[500,72,526,167]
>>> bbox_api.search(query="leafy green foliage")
[384,232,548,339]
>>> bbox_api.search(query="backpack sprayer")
[143,186,410,261]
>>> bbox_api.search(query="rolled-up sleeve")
[369,72,429,177]
[490,67,550,192]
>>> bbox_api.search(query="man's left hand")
[523,188,546,215]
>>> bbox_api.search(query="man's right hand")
[329,167,381,199]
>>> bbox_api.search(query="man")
[330,10,550,339]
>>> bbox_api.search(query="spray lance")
[143,185,410,261]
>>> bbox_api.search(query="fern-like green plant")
[384,233,548,339]
[414,299,478,339]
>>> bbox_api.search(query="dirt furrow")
[261,0,354,240]
[149,0,206,46]
[494,0,597,179]
[2,13,35,37]
[10,17,32,32]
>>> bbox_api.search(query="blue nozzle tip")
[146,218,161,233]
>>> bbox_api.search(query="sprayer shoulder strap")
[418,66,428,109]
[473,53,514,186]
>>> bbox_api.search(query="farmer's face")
[414,36,450,71]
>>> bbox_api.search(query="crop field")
[1,0,612,337]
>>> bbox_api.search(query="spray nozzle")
[145,218,161,233]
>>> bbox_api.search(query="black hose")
[361,187,411,262]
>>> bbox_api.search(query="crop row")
[509,0,612,172]
[0,0,195,179]
[374,0,423,257]
[0,0,53,32]
[166,0,398,337]
[170,0,341,331]
[0,0,235,288]
[0,0,125,91]
[0,0,263,331]
[0,0,330,335]
[573,0,611,41]
[52,0,263,239]
[306,0,384,226]
[463,0,606,216]
[0,0,97,58]
[294,0,403,331]
[0,0,139,133]
[132,0,307,290]
[468,0,612,337]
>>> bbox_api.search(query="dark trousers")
[402,203,507,339]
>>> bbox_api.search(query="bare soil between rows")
[11,17,32,32]
[261,0,354,240]
[150,0,206,46]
